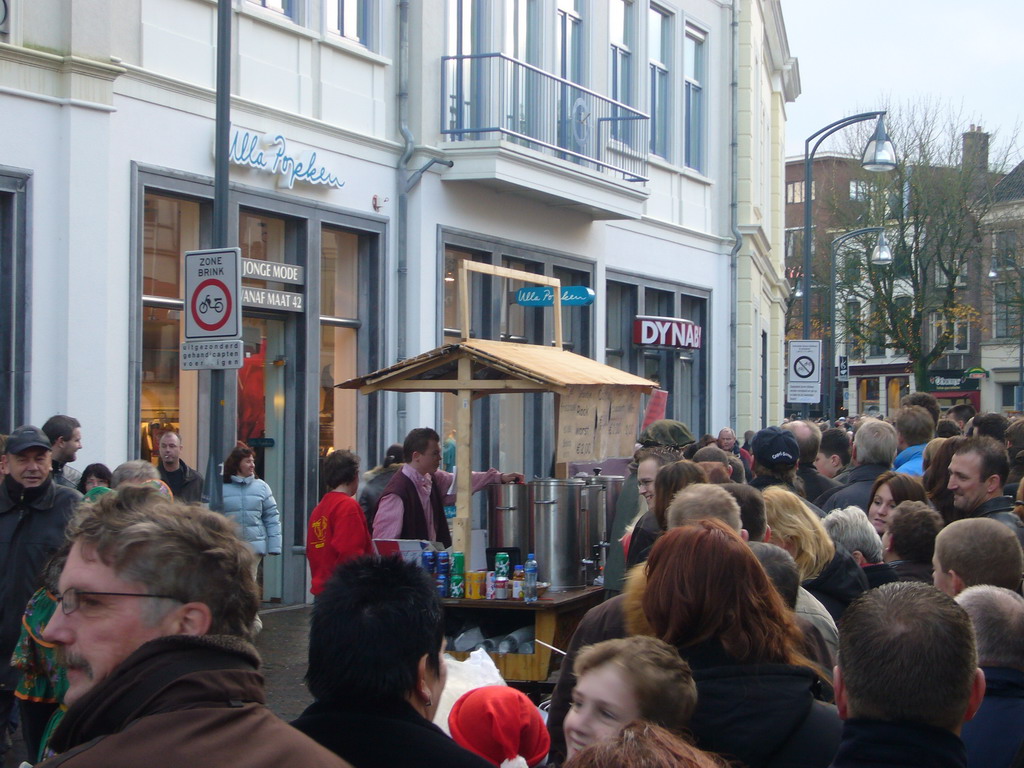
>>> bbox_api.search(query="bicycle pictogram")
[198,294,225,314]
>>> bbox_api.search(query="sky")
[781,0,1024,167]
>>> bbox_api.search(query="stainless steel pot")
[488,482,530,553]
[528,478,586,589]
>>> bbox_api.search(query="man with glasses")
[0,425,79,761]
[36,486,350,767]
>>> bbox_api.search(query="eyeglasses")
[57,588,181,616]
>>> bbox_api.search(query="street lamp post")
[828,227,891,423]
[801,112,896,420]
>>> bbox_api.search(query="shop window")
[605,280,636,371]
[140,192,202,466]
[320,227,361,455]
[0,170,29,430]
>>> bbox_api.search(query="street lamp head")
[989,263,998,279]
[861,116,897,172]
[870,231,893,266]
[794,280,804,298]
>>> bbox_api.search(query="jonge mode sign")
[632,316,702,349]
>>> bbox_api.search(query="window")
[931,313,970,353]
[609,0,636,142]
[327,0,370,46]
[0,169,30,430]
[994,283,1019,339]
[868,303,886,357]
[786,180,813,204]
[320,228,361,455]
[684,26,706,172]
[648,6,671,158]
[784,229,801,262]
[140,193,203,466]
[250,0,295,19]
[845,301,863,359]
[557,0,584,84]
[993,230,1018,269]
[850,180,870,201]
[891,296,911,355]
[506,0,539,62]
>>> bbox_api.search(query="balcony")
[440,53,650,220]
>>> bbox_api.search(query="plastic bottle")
[524,553,538,603]
[511,565,525,599]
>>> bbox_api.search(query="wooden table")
[442,587,603,683]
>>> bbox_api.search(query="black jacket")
[815,463,890,514]
[970,495,1024,547]
[292,698,491,768]
[158,460,205,503]
[0,476,80,689]
[625,509,660,570]
[803,548,868,623]
[799,464,840,507]
[829,719,967,768]
[891,559,934,584]
[683,642,841,768]
[357,465,401,529]
[961,666,1024,768]
[862,562,899,590]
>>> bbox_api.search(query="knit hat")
[751,426,799,469]
[637,419,695,449]
[448,686,550,768]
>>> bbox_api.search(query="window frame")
[683,24,707,173]
[325,0,374,49]
[0,166,31,431]
[647,4,672,159]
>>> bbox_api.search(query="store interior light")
[870,231,893,266]
[861,116,898,172]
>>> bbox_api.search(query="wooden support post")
[453,356,473,556]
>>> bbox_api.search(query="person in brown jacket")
[36,486,351,768]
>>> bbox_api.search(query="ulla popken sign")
[633,316,703,349]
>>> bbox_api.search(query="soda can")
[435,573,448,598]
[485,571,496,600]
[495,552,510,579]
[451,551,465,576]
[449,572,465,599]
[466,571,485,599]
[437,551,451,575]
[495,577,509,600]
[421,551,436,575]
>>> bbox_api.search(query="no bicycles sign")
[184,248,241,340]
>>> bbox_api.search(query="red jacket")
[307,491,372,595]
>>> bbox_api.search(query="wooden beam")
[454,356,473,560]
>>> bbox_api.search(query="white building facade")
[0,0,796,602]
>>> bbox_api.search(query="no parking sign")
[184,248,242,340]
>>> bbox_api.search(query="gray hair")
[111,459,160,488]
[854,419,898,467]
[823,506,883,563]
[666,484,741,532]
[956,585,1024,670]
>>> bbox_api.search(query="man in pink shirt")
[373,428,522,547]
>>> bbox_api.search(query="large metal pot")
[488,482,530,553]
[581,471,626,540]
[528,478,586,589]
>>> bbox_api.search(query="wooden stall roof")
[336,338,656,394]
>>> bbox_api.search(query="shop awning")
[336,338,656,395]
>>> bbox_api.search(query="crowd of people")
[2,394,1024,767]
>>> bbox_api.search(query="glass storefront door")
[238,315,289,602]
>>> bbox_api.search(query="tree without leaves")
[819,101,1019,391]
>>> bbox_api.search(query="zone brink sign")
[184,248,242,340]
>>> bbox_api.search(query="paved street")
[254,604,316,721]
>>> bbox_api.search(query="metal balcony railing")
[442,53,649,184]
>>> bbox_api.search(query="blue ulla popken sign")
[229,128,345,190]
[515,285,596,307]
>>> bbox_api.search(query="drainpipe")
[728,0,743,431]
[396,0,414,438]
[396,0,453,440]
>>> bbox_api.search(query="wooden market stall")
[336,261,656,561]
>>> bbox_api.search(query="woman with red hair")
[641,520,841,768]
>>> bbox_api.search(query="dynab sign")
[632,316,702,349]
[515,285,596,307]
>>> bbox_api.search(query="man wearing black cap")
[0,425,81,758]
[750,426,825,516]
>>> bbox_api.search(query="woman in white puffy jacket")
[222,442,280,631]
